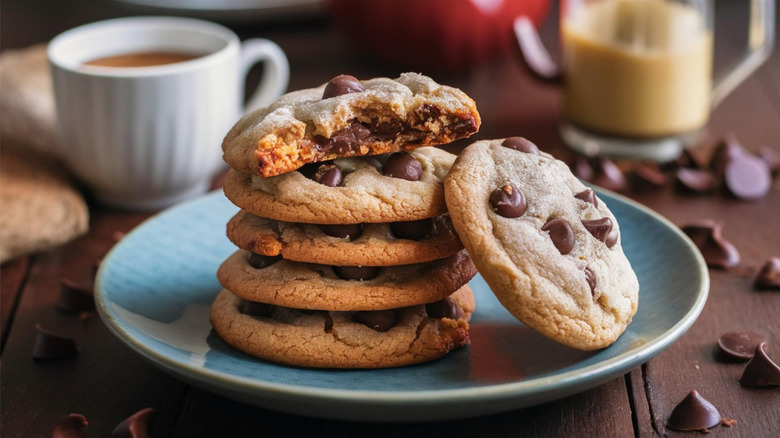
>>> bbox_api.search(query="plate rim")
[95,187,709,405]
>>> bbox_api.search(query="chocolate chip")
[383,152,422,181]
[718,330,767,361]
[542,218,575,255]
[629,163,669,192]
[584,268,597,297]
[319,223,364,240]
[112,407,156,438]
[322,74,365,99]
[681,220,740,269]
[723,151,771,200]
[710,134,744,175]
[238,299,274,317]
[605,226,619,249]
[372,119,403,140]
[51,413,88,438]
[666,390,722,432]
[247,253,281,269]
[33,324,77,359]
[57,279,95,313]
[581,217,613,245]
[754,257,780,290]
[334,265,379,281]
[573,157,594,181]
[319,121,372,155]
[501,137,539,154]
[489,184,527,218]
[756,145,780,174]
[592,158,627,192]
[675,168,717,193]
[416,103,442,121]
[675,147,709,170]
[353,310,397,332]
[426,296,464,319]
[312,163,343,187]
[574,189,598,208]
[389,218,433,240]
[740,342,780,387]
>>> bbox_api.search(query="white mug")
[48,16,289,209]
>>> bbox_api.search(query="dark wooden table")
[2,1,779,436]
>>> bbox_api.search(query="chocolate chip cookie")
[227,211,462,266]
[224,147,456,224]
[222,73,480,177]
[210,285,474,368]
[444,138,639,350]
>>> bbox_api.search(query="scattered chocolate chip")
[723,151,771,200]
[581,217,613,245]
[33,324,77,359]
[574,189,598,208]
[592,158,627,192]
[247,253,282,269]
[383,152,422,181]
[755,145,780,174]
[489,184,527,218]
[334,265,379,281]
[542,218,575,255]
[57,280,95,313]
[754,257,780,290]
[319,223,364,240]
[501,137,539,154]
[353,310,397,332]
[630,163,669,192]
[710,134,744,175]
[112,407,156,438]
[584,268,597,297]
[675,168,717,193]
[717,330,767,361]
[238,299,274,317]
[666,390,722,432]
[312,163,343,187]
[675,147,709,170]
[78,312,91,322]
[573,157,594,181]
[426,296,464,319]
[389,218,433,240]
[112,231,126,242]
[322,74,365,99]
[740,342,780,387]
[51,413,88,438]
[680,221,740,269]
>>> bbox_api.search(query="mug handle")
[513,16,563,84]
[240,38,290,113]
[711,0,775,108]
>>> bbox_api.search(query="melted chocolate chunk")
[489,184,527,218]
[238,299,274,317]
[51,413,88,438]
[630,163,669,192]
[666,390,722,432]
[718,330,767,361]
[312,163,343,187]
[33,324,77,359]
[247,253,282,269]
[754,257,780,290]
[574,188,598,208]
[314,120,372,155]
[756,145,780,174]
[58,279,95,313]
[740,342,780,387]
[322,74,366,99]
[681,221,740,269]
[372,119,403,140]
[501,137,539,154]
[319,223,364,240]
[334,265,379,281]
[415,103,442,121]
[353,310,397,332]
[541,218,575,255]
[426,296,464,319]
[383,152,422,181]
[112,407,156,438]
[675,168,717,193]
[390,218,433,240]
[723,152,771,200]
[584,268,597,297]
[581,217,613,244]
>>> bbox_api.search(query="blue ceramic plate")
[95,189,708,422]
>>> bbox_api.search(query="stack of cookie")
[211,73,482,368]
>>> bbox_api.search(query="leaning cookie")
[210,285,475,369]
[217,249,476,311]
[227,211,462,266]
[224,147,456,224]
[222,72,480,177]
[444,138,639,350]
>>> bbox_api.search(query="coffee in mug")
[84,51,206,67]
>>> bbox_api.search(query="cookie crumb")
[721,418,737,427]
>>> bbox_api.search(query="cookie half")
[224,147,456,224]
[222,72,480,177]
[217,249,476,311]
[227,211,463,266]
[210,285,475,369]
[444,138,639,350]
